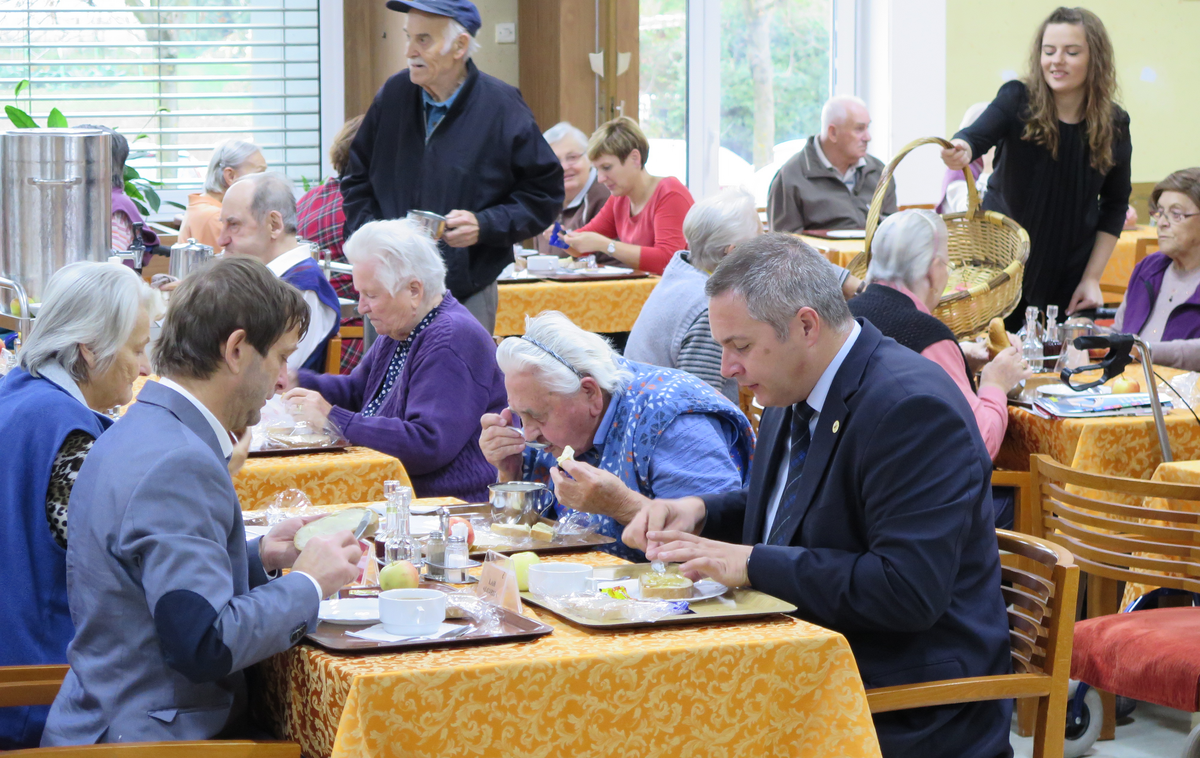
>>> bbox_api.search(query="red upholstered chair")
[1030,454,1200,757]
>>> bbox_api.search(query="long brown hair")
[1021,7,1119,173]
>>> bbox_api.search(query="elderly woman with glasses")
[284,218,507,502]
[0,263,152,749]
[1112,168,1200,370]
[626,188,861,401]
[478,311,754,561]
[178,139,267,252]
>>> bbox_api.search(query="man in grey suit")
[42,257,364,745]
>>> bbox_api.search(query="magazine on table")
[1034,392,1173,418]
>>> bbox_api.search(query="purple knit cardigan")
[298,294,506,501]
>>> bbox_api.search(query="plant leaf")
[132,198,150,216]
[164,200,187,211]
[14,79,29,99]
[145,187,160,212]
[46,108,67,128]
[124,165,140,180]
[124,181,145,202]
[5,105,37,129]
[134,133,148,142]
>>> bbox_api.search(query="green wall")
[946,0,1200,185]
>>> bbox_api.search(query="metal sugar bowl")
[168,238,214,281]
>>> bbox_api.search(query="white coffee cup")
[378,588,446,637]
[527,563,595,597]
[526,254,560,273]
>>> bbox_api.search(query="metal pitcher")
[406,210,447,240]
[169,238,214,280]
[489,481,554,525]
[0,128,112,302]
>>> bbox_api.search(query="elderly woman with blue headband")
[847,210,1030,523]
[478,311,754,561]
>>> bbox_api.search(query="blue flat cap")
[386,0,482,37]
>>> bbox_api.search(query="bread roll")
[986,318,1011,358]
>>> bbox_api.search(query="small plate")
[319,597,379,625]
[599,578,729,602]
[1036,384,1112,397]
[826,229,866,239]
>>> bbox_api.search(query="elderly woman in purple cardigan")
[283,218,507,501]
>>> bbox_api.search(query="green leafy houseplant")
[7,79,167,216]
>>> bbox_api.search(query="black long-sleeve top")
[955,80,1132,312]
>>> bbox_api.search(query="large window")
[0,0,322,207]
[640,0,835,204]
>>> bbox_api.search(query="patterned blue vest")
[280,257,342,373]
[523,360,755,561]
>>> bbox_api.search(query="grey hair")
[820,95,869,134]
[543,121,589,150]
[19,262,150,382]
[705,232,852,340]
[683,187,761,274]
[233,171,298,235]
[866,209,949,290]
[495,311,634,395]
[442,18,482,58]
[204,139,261,194]
[344,218,447,302]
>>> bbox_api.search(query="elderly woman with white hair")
[284,218,506,501]
[0,263,151,749]
[534,121,611,256]
[847,210,1029,518]
[178,139,267,252]
[479,311,754,560]
[626,188,862,401]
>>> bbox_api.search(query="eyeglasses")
[1150,207,1200,225]
[560,153,585,165]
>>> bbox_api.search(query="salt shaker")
[446,522,469,568]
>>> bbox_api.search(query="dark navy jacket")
[341,60,563,301]
[702,320,1012,758]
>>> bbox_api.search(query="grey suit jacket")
[766,137,897,233]
[42,381,319,745]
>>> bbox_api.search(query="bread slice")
[530,522,555,542]
[639,573,694,600]
[490,522,531,540]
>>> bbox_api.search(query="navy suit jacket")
[702,320,1012,758]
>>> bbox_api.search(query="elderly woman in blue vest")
[625,188,861,401]
[479,311,754,561]
[0,263,152,749]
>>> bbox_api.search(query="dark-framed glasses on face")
[1150,207,1200,226]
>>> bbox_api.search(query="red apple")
[449,517,475,548]
[1111,376,1141,394]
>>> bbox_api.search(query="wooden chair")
[866,529,1080,758]
[992,468,1034,535]
[324,324,364,375]
[737,386,762,433]
[0,665,298,757]
[1030,454,1200,744]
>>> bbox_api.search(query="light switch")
[495,22,516,44]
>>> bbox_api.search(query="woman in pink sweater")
[564,117,693,275]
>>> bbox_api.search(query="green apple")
[379,560,420,591]
[511,551,541,591]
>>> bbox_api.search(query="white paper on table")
[346,623,459,643]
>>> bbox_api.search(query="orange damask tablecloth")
[799,235,863,268]
[494,276,660,337]
[254,551,882,758]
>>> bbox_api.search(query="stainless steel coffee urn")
[168,238,214,280]
[0,128,112,303]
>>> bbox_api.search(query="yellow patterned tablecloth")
[495,276,660,336]
[1117,460,1200,607]
[255,551,881,758]
[799,235,863,268]
[236,447,409,510]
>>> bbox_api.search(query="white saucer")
[826,229,866,239]
[319,598,379,625]
[599,578,729,602]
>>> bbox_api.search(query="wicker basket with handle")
[846,136,1030,338]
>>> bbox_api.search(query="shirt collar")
[565,167,598,210]
[158,377,235,458]
[591,386,624,450]
[38,363,89,407]
[422,79,465,110]
[803,320,861,417]
[812,137,867,180]
[266,244,314,277]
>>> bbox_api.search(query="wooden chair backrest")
[6,742,300,757]
[1030,454,1200,612]
[0,664,68,708]
[738,386,762,433]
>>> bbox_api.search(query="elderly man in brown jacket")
[767,95,897,233]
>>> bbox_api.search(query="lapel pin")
[831,420,840,433]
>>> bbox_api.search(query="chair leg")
[1016,697,1038,737]
[1099,688,1116,741]
[1032,689,1070,758]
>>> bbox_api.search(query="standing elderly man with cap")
[767,95,897,233]
[342,0,563,332]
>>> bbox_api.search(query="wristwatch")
[606,240,617,255]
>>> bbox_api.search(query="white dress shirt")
[762,320,861,541]
[266,244,340,373]
[157,378,324,601]
[813,137,868,193]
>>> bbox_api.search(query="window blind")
[0,1,322,193]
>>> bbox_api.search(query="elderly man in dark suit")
[341,0,562,333]
[622,233,1012,758]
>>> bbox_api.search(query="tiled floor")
[1012,702,1196,757]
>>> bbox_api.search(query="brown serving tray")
[415,502,617,558]
[248,440,351,457]
[540,271,650,282]
[520,563,797,629]
[305,582,553,654]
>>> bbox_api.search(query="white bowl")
[526,255,560,273]
[379,588,446,637]
[527,563,594,597]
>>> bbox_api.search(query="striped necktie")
[767,402,816,546]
